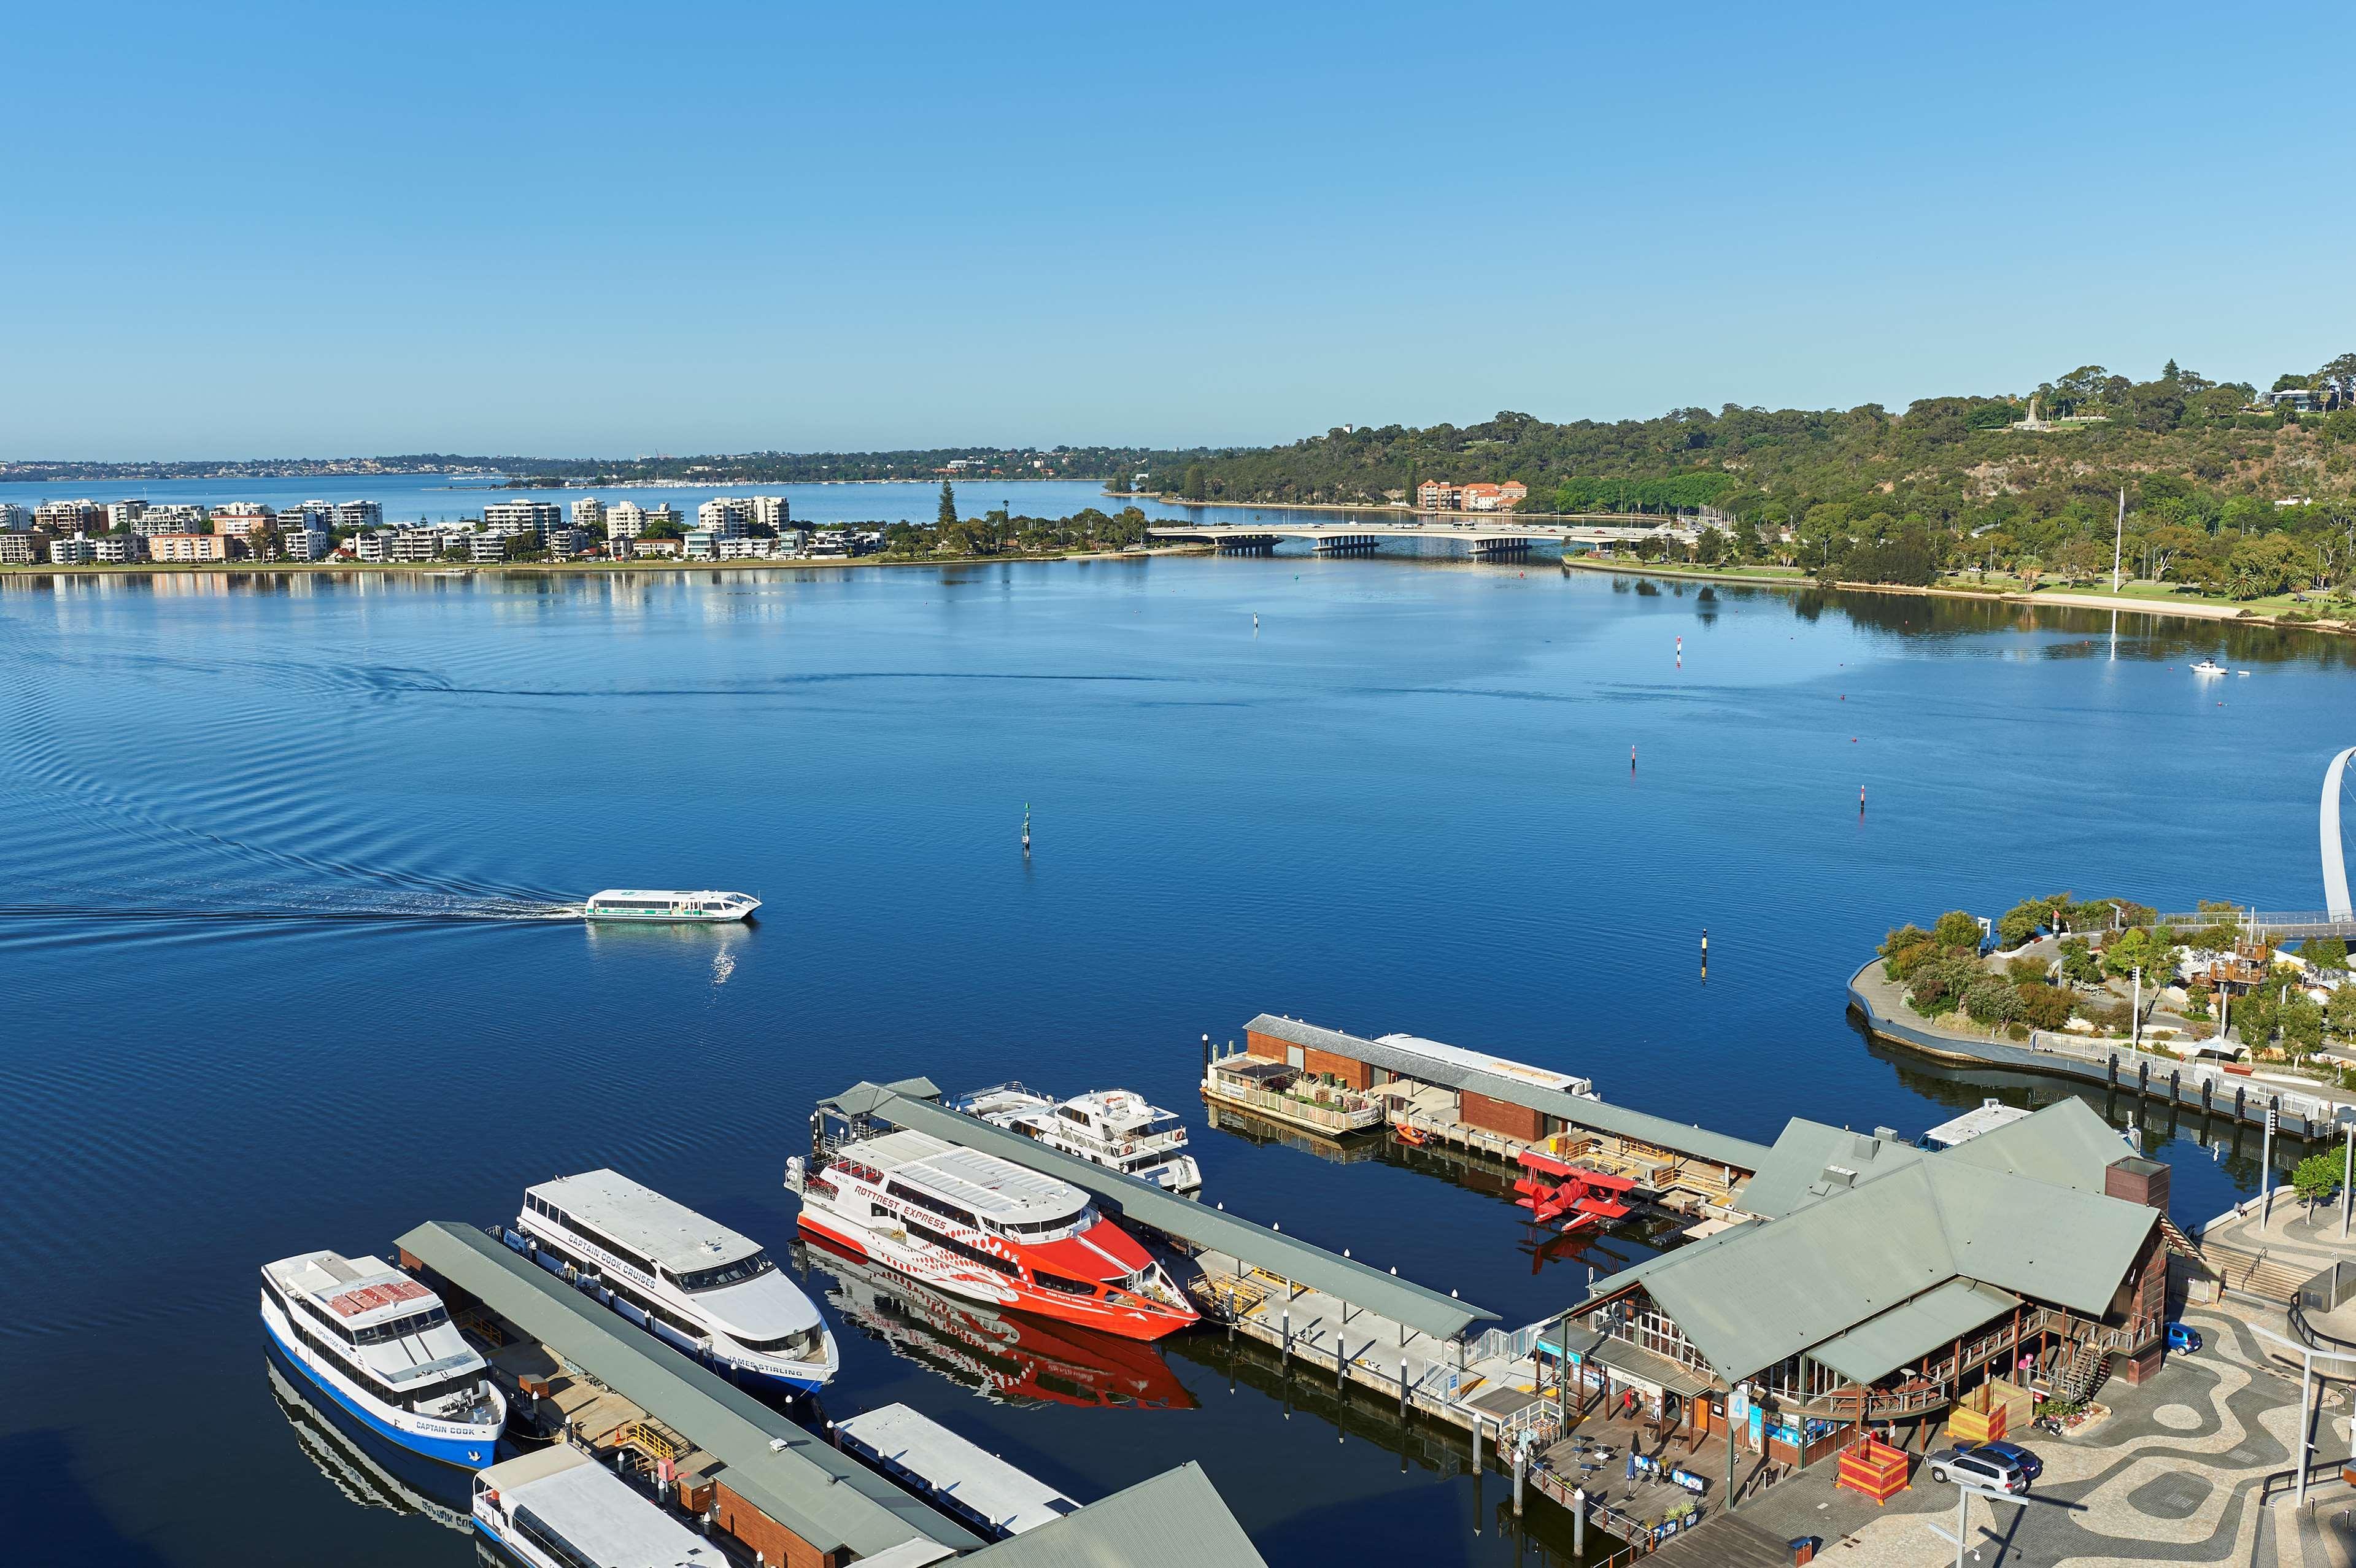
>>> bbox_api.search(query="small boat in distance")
[581,889,759,922]
[2191,658,2227,676]
[958,1083,1203,1193]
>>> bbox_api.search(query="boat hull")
[580,908,757,924]
[261,1299,503,1469]
[796,1211,1195,1343]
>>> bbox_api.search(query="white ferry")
[509,1169,838,1394]
[786,1130,1199,1342]
[260,1250,506,1469]
[581,889,760,922]
[473,1445,716,1568]
[959,1083,1203,1193]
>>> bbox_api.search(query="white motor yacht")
[959,1084,1202,1193]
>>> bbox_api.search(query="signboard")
[1729,1384,1748,1423]
[1747,1405,1764,1450]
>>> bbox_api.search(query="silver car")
[1927,1445,2030,1494]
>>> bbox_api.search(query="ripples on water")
[0,559,2341,1566]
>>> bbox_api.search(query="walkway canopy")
[818,1080,1500,1343]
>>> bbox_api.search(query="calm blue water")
[1,556,2343,1566]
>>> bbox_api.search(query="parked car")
[1927,1446,2031,1494]
[2167,1321,2202,1354]
[1962,1439,2043,1481]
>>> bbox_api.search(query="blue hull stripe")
[262,1313,495,1469]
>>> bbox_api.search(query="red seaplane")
[1512,1149,1635,1235]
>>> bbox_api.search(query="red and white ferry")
[785,1130,1199,1342]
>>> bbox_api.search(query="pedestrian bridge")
[1148,517,1668,557]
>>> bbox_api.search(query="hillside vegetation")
[1146,358,2356,597]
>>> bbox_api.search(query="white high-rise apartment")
[747,495,792,530]
[608,501,646,539]
[482,500,562,540]
[697,498,753,538]
[333,500,383,530]
[106,500,147,530]
[573,497,607,532]
[0,503,30,530]
[35,499,104,531]
[133,504,207,536]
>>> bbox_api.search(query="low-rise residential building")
[49,533,100,565]
[482,500,561,541]
[617,536,681,560]
[716,536,776,560]
[90,535,142,564]
[1416,479,1528,511]
[546,526,588,559]
[333,499,384,530]
[468,533,512,564]
[212,501,276,530]
[282,525,332,561]
[148,533,233,563]
[131,505,206,536]
[683,528,722,561]
[0,531,46,565]
[385,530,442,563]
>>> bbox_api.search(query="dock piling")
[1572,1488,1586,1553]
[1512,1439,1525,1518]
[1472,1417,1483,1475]
[1400,1358,1408,1416]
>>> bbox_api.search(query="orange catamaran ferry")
[786,1130,1199,1342]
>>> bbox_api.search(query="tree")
[2281,990,2325,1059]
[2057,937,2103,988]
[1963,976,2020,1026]
[2015,982,2075,1032]
[1107,473,1130,495]
[2293,1150,2343,1210]
[1182,465,1208,501]
[1931,910,1983,950]
[2053,536,2107,585]
[2306,938,2350,971]
[2327,984,2356,1038]
[2104,927,2177,981]
[937,482,958,528]
[1995,900,2048,948]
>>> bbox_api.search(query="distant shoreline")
[0,544,1215,582]
[1559,555,2350,635]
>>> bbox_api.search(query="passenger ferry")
[259,1250,506,1469]
[473,1445,711,1568]
[509,1169,837,1394]
[959,1083,1203,1193]
[786,1131,1200,1341]
[580,889,760,922]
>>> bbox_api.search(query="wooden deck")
[1647,1511,1803,1567]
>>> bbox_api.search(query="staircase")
[2055,1340,2108,1405]
[2205,1242,2312,1304]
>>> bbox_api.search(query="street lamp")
[1925,1480,2080,1567]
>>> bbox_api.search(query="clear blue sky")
[11,2,2347,459]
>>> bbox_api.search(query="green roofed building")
[1558,1101,2193,1448]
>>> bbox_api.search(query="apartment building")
[49,534,100,565]
[1416,479,1529,512]
[35,499,104,531]
[133,505,207,536]
[148,533,233,563]
[482,500,561,541]
[282,526,333,562]
[106,500,146,530]
[469,533,512,564]
[546,527,589,559]
[572,497,606,533]
[748,495,792,530]
[213,501,276,527]
[0,504,28,530]
[697,498,752,537]
[0,531,45,565]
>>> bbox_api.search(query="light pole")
[2249,1324,2356,1507]
[1926,1480,2079,1567]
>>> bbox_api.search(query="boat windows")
[997,1205,1091,1237]
[1136,1116,1183,1140]
[734,1324,824,1360]
[1032,1270,1102,1297]
[886,1181,981,1231]
[353,1305,450,1345]
[671,1249,774,1294]
[566,1219,657,1280]
[298,1297,359,1347]
[512,1506,599,1568]
[906,1220,1021,1276]
[1056,1106,1092,1127]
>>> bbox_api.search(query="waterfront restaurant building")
[1556,1100,2182,1457]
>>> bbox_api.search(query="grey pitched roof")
[1735,1120,1926,1220]
[396,1221,982,1560]
[1809,1279,2023,1386]
[833,1082,1499,1342]
[1584,1102,2157,1384]
[960,1462,1268,1568]
[1243,1015,1771,1173]
[1936,1097,2136,1192]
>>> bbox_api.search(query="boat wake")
[0,900,583,924]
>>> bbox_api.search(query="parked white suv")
[1927,1446,2030,1494]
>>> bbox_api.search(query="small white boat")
[959,1083,1203,1193]
[581,889,759,922]
[2190,658,2226,676]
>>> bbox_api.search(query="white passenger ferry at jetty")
[509,1169,838,1394]
[260,1250,506,1469]
[786,1130,1199,1341]
[474,1445,711,1568]
[958,1084,1203,1193]
[581,889,760,922]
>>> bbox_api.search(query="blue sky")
[9,1,2348,458]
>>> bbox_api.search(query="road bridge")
[1148,517,1667,557]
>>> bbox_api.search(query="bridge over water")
[1148,516,1669,558]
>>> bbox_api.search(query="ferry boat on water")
[786,1131,1199,1342]
[259,1250,506,1469]
[581,889,760,922]
[958,1083,1203,1193]
[473,1446,711,1568]
[509,1169,837,1394]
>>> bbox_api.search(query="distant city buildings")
[1415,480,1528,512]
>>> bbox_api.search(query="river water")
[2,548,2346,1566]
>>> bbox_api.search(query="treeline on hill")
[1145,357,2356,598]
[511,446,1229,487]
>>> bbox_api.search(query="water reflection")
[264,1352,472,1532]
[797,1237,1195,1410]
